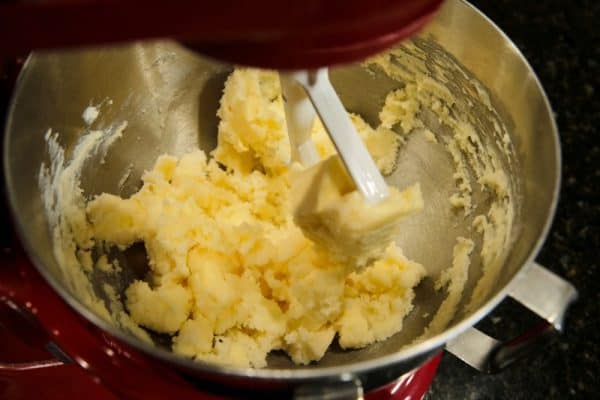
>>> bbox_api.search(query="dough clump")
[87,69,426,368]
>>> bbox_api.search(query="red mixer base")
[0,293,440,400]
[1,355,440,400]
[0,361,440,400]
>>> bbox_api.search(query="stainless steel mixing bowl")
[3,0,577,396]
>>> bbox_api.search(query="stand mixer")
[1,1,445,398]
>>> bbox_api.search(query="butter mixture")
[365,39,517,323]
[39,39,518,370]
[291,155,424,268]
[85,69,426,367]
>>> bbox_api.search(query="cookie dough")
[86,69,426,368]
[291,154,423,268]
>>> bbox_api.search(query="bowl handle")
[445,262,578,373]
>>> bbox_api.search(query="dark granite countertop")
[427,1,599,399]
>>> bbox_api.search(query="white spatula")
[280,68,389,204]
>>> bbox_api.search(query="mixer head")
[0,0,444,69]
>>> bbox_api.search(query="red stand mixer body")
[0,1,444,398]
[1,0,444,69]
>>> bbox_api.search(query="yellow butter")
[86,68,426,368]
